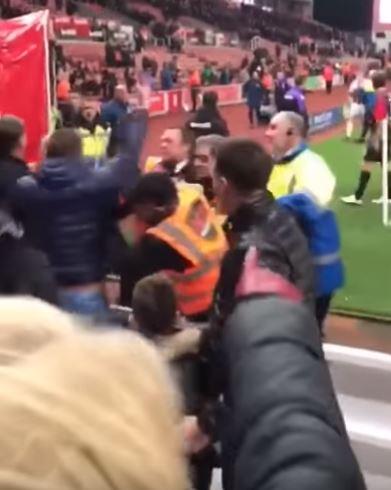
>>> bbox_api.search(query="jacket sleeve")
[223,298,366,490]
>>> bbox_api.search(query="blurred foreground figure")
[221,284,366,490]
[0,298,187,490]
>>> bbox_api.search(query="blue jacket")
[14,158,119,288]
[161,68,174,91]
[244,79,263,108]
[101,99,130,135]
[278,193,344,296]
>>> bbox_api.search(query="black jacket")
[214,192,314,324]
[0,210,57,304]
[222,297,366,490]
[187,107,230,138]
[0,156,29,209]
[14,158,119,287]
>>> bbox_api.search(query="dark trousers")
[248,106,261,125]
[191,87,200,112]
[360,110,374,140]
[326,80,333,94]
[315,294,333,331]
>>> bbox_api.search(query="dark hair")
[216,139,273,193]
[202,91,218,110]
[169,127,195,149]
[132,273,177,336]
[131,173,178,207]
[0,116,25,159]
[372,71,387,90]
[46,129,82,159]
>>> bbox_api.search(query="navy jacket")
[244,79,263,109]
[14,158,119,287]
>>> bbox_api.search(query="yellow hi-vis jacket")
[79,126,109,159]
[146,185,227,317]
[268,148,336,207]
[144,156,162,173]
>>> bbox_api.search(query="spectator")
[58,93,82,129]
[14,129,120,317]
[145,127,195,181]
[243,71,263,128]
[0,205,58,304]
[0,303,188,490]
[0,116,29,210]
[323,62,334,94]
[189,68,201,113]
[101,69,118,101]
[202,63,214,86]
[57,75,71,102]
[212,138,314,323]
[266,112,336,206]
[161,62,174,91]
[187,91,230,139]
[78,102,109,162]
[280,76,308,125]
[274,71,291,112]
[219,65,232,85]
[193,134,227,203]
[132,273,201,411]
[101,85,130,156]
[118,173,227,321]
[132,272,213,490]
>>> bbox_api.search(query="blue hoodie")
[278,193,345,296]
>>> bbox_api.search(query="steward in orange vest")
[120,173,227,319]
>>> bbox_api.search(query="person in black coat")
[0,207,57,304]
[0,116,30,211]
[187,91,229,139]
[212,138,314,321]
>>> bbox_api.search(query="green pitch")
[313,137,391,319]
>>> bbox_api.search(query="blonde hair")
[0,299,187,490]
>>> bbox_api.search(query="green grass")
[313,137,391,319]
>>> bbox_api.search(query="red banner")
[0,11,50,163]
[167,89,182,113]
[148,91,167,116]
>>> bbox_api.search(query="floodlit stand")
[382,118,390,226]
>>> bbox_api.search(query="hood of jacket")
[37,158,90,191]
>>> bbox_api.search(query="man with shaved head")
[266,111,336,207]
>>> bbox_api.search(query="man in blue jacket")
[13,128,142,317]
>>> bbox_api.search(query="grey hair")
[195,134,227,156]
[278,111,307,138]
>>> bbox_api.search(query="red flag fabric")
[0,11,50,163]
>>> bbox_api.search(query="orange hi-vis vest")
[146,186,227,316]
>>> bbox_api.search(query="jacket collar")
[277,142,308,164]
[225,191,274,237]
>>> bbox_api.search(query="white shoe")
[371,197,391,204]
[341,195,363,205]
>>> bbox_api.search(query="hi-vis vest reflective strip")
[79,126,109,159]
[146,186,227,316]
